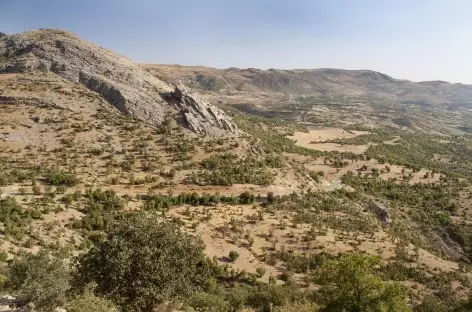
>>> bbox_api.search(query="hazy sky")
[1,0,471,83]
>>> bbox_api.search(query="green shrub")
[228,250,240,262]
[256,267,266,278]
[312,253,410,312]
[74,212,217,312]
[187,292,230,312]
[32,185,41,195]
[6,250,71,311]
[65,285,117,312]
[0,251,8,262]
[45,169,79,186]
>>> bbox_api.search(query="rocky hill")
[145,64,472,106]
[0,29,239,137]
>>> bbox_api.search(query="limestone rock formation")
[368,199,391,224]
[167,86,240,137]
[0,29,239,137]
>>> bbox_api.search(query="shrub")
[32,185,41,195]
[0,251,8,262]
[45,169,80,186]
[187,292,230,312]
[274,301,319,312]
[228,250,240,262]
[279,270,293,282]
[5,250,71,311]
[65,285,117,312]
[256,267,267,278]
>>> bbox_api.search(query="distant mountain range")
[144,65,472,106]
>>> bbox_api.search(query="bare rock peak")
[0,28,240,138]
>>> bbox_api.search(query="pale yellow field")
[288,128,370,143]
[287,128,370,154]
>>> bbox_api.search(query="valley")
[0,29,472,312]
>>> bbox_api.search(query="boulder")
[168,86,240,137]
[368,199,391,224]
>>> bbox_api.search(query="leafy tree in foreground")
[5,249,71,312]
[74,212,216,312]
[312,253,411,312]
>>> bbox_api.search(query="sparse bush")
[256,267,266,278]
[228,250,240,262]
[0,251,8,262]
[32,185,41,195]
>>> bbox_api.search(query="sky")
[1,0,471,83]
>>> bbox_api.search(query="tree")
[74,212,216,312]
[6,250,71,311]
[415,295,449,312]
[312,253,411,312]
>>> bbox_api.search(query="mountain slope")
[0,29,239,137]
[144,64,472,106]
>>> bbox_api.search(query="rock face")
[167,86,240,137]
[0,29,239,137]
[368,199,391,224]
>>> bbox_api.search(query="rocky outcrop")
[0,29,240,137]
[167,86,240,137]
[0,96,59,108]
[431,230,464,261]
[368,199,391,224]
[0,295,67,311]
[0,295,16,311]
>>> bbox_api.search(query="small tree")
[74,212,216,312]
[6,250,71,311]
[312,253,411,312]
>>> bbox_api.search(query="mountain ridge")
[144,64,472,106]
[146,63,470,86]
